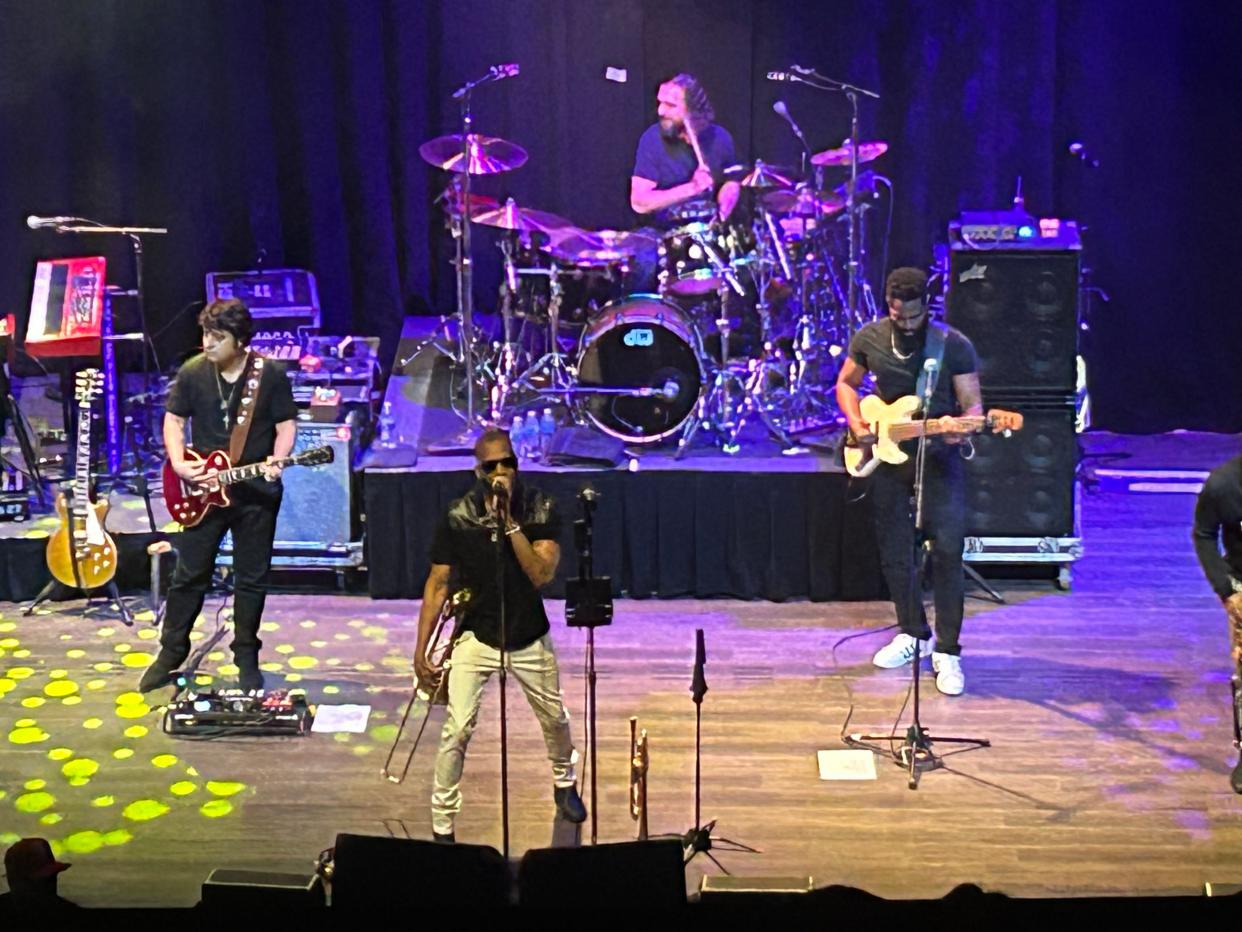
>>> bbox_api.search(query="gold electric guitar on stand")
[843,393,1024,478]
[26,369,131,623]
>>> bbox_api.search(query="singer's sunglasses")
[480,456,518,474]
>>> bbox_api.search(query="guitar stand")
[25,578,134,626]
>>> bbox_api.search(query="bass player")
[835,266,983,695]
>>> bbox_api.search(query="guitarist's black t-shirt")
[848,319,978,419]
[166,353,298,499]
[1194,456,1242,601]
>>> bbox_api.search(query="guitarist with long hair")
[836,267,984,696]
[139,299,297,693]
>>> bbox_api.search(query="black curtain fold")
[0,0,1238,431]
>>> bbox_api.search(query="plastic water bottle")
[377,401,396,448]
[510,414,527,460]
[539,408,557,459]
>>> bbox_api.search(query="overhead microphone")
[491,63,520,79]
[766,70,794,82]
[1068,141,1100,168]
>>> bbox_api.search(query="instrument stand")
[964,564,1005,604]
[492,492,512,861]
[845,376,989,789]
[0,360,48,509]
[564,487,613,846]
[1230,670,1242,794]
[510,265,577,408]
[661,629,758,871]
[25,577,134,626]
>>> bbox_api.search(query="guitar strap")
[915,322,949,409]
[227,352,265,464]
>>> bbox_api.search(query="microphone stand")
[492,481,511,859]
[779,68,879,339]
[43,218,167,486]
[564,487,613,845]
[847,365,990,789]
[661,629,759,871]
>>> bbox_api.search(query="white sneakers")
[871,633,965,696]
[931,652,964,696]
[871,633,932,669]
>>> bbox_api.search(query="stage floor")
[1,479,1240,906]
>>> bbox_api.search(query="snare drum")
[575,295,705,444]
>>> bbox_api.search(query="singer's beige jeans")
[431,630,577,834]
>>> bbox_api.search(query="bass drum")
[576,295,704,445]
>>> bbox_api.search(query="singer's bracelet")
[505,523,522,537]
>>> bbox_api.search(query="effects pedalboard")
[164,688,313,737]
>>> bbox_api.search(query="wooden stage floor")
[1,485,1239,906]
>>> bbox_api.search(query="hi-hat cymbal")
[724,161,799,189]
[810,140,888,167]
[470,199,573,235]
[760,186,846,217]
[419,133,529,174]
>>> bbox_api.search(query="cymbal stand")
[509,263,577,409]
[486,236,525,421]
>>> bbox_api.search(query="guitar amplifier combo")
[218,419,362,570]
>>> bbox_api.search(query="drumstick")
[684,118,709,173]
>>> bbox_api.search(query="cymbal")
[810,140,888,167]
[760,187,846,217]
[723,161,799,189]
[436,187,500,216]
[549,228,658,264]
[419,133,529,174]
[470,199,574,235]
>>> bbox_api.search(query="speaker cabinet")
[518,839,686,907]
[946,250,1080,393]
[329,833,509,909]
[272,420,358,547]
[963,401,1077,537]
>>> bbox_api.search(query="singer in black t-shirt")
[836,267,983,696]
[415,428,586,843]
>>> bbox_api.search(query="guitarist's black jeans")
[870,446,965,655]
[157,485,281,672]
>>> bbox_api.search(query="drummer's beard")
[659,116,682,140]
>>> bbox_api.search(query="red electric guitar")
[162,445,334,528]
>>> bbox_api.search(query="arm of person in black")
[835,327,876,443]
[505,496,561,589]
[1193,480,1242,663]
[943,332,984,442]
[163,359,209,486]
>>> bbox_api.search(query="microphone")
[1068,141,1100,168]
[579,486,598,504]
[922,357,939,400]
[26,215,77,229]
[490,63,520,79]
[659,379,678,402]
[773,100,809,149]
[491,477,509,498]
[766,70,795,82]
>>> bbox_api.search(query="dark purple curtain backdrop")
[0,0,1237,431]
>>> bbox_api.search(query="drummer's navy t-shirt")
[632,122,737,229]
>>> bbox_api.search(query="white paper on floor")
[816,749,878,781]
[311,704,372,734]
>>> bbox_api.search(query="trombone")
[629,716,649,841]
[381,588,470,784]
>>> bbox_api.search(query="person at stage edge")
[0,837,80,917]
[139,299,297,693]
[835,267,983,696]
[1192,453,1242,793]
[415,428,587,843]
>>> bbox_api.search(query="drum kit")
[418,109,889,456]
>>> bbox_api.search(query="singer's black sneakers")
[554,785,587,823]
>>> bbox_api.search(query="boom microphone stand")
[847,360,990,789]
[492,479,512,859]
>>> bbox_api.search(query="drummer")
[628,74,741,292]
